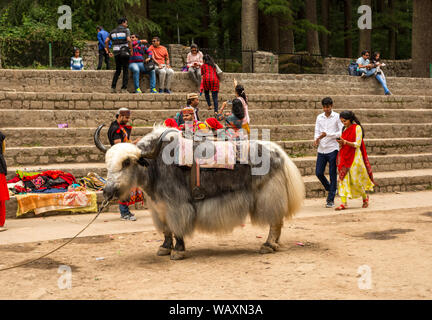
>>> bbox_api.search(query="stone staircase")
[2,69,432,218]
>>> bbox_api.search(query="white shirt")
[314,111,344,154]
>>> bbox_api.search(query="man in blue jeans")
[314,97,344,208]
[357,50,392,95]
[129,34,157,93]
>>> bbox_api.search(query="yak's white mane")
[105,142,141,172]
[136,124,179,153]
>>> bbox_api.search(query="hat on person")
[187,93,199,100]
[164,118,179,129]
[116,107,131,117]
[205,117,224,130]
[181,106,195,115]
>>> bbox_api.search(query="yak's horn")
[94,124,109,154]
[141,129,179,159]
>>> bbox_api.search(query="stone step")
[2,92,432,110]
[1,70,432,95]
[4,138,432,166]
[304,168,432,199]
[7,153,432,182]
[2,108,432,128]
[3,123,432,147]
[6,168,432,219]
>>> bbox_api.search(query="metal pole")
[48,42,52,67]
[430,63,432,78]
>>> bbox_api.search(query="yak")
[94,125,305,260]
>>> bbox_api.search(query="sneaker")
[111,88,117,93]
[326,202,335,208]
[135,88,142,94]
[150,88,158,93]
[385,91,392,95]
[159,89,164,93]
[361,73,367,79]
[0,226,7,232]
[164,89,171,94]
[121,214,136,221]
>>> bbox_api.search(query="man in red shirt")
[148,36,175,94]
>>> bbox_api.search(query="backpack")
[348,62,360,76]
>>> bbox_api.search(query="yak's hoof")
[259,242,278,254]
[170,250,186,260]
[157,246,172,256]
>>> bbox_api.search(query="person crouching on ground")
[0,130,9,232]
[107,108,142,221]
[314,97,344,208]
[335,110,375,211]
[128,34,158,94]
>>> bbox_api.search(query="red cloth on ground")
[200,63,219,92]
[337,124,375,184]
[21,170,76,185]
[7,176,20,184]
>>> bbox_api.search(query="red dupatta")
[336,124,375,184]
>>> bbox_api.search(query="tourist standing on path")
[314,97,344,208]
[96,26,111,70]
[335,110,375,211]
[106,17,132,93]
[187,44,203,89]
[107,108,141,221]
[200,54,220,114]
[0,130,9,232]
[70,48,84,71]
[128,34,157,94]
[149,36,174,94]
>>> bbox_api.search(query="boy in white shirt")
[314,97,344,208]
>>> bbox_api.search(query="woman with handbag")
[200,54,220,113]
[0,130,9,232]
[128,34,157,93]
[335,111,375,211]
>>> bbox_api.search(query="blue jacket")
[97,29,111,50]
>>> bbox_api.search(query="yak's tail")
[273,143,305,219]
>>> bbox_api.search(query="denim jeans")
[129,62,156,91]
[316,150,338,203]
[204,90,219,113]
[375,73,390,94]
[361,67,377,77]
[119,204,131,217]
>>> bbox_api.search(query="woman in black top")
[0,130,9,231]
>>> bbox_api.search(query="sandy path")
[1,207,431,300]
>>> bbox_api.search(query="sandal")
[208,105,213,110]
[335,204,347,211]
[362,196,369,208]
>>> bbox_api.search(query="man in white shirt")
[314,97,344,208]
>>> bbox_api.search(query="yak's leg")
[170,236,186,260]
[259,221,283,254]
[157,231,173,256]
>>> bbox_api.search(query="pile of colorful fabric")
[7,169,98,217]
[7,170,77,194]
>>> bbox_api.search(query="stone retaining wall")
[323,57,412,77]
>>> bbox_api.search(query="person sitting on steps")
[356,50,392,95]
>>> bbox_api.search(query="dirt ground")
[0,208,431,300]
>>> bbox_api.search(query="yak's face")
[103,143,148,202]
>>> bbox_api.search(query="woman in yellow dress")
[335,111,375,210]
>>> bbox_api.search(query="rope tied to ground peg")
[0,200,111,272]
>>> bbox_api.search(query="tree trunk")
[269,16,280,52]
[217,0,224,47]
[305,0,321,55]
[200,0,209,48]
[126,0,148,39]
[412,0,432,77]
[279,14,295,53]
[320,0,329,57]
[388,0,396,59]
[344,0,352,58]
[242,0,258,72]
[358,0,372,55]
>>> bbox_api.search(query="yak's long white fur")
[105,142,141,172]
